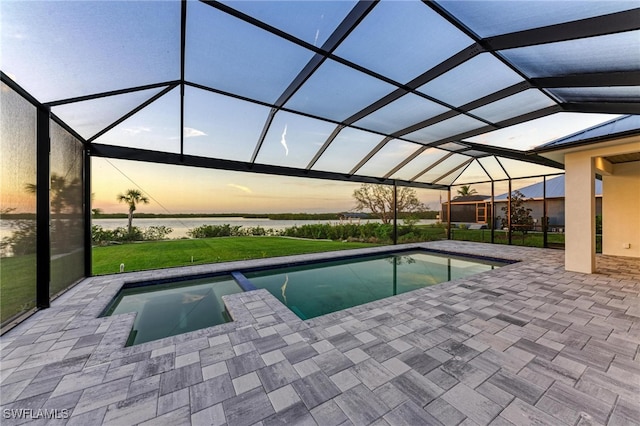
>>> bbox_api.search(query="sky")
[91,157,447,214]
[0,1,628,214]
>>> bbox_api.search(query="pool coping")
[43,242,527,367]
[98,245,519,347]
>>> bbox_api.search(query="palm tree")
[117,189,149,234]
[456,185,477,197]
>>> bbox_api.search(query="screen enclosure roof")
[1,0,639,189]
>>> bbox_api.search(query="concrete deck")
[1,241,639,425]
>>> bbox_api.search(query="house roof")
[450,195,490,203]
[494,175,602,200]
[2,1,639,188]
[535,115,640,152]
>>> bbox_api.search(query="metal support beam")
[89,143,450,190]
[274,1,377,108]
[461,141,565,170]
[532,71,640,88]
[36,106,51,309]
[432,159,473,184]
[180,0,187,157]
[561,102,640,115]
[447,188,452,240]
[484,9,640,50]
[84,148,92,276]
[44,80,182,107]
[543,175,548,248]
[306,125,346,170]
[410,152,454,182]
[383,146,427,179]
[393,181,398,245]
[251,109,277,163]
[87,85,178,143]
[490,181,495,244]
[507,179,512,245]
[349,137,392,175]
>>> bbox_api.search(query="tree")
[117,189,149,234]
[352,184,425,224]
[24,174,83,253]
[500,190,533,235]
[456,185,477,198]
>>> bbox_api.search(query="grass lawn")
[0,255,36,324]
[93,236,378,275]
[450,228,566,247]
[1,251,86,325]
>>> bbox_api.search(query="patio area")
[1,241,638,425]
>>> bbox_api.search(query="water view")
[92,217,438,239]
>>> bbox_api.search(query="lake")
[0,217,439,242]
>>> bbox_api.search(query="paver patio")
[1,241,639,425]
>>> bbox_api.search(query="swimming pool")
[103,249,510,344]
[102,275,242,346]
[244,250,508,320]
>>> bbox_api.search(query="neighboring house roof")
[494,175,602,200]
[535,115,640,152]
[450,195,490,202]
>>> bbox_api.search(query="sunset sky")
[91,157,416,215]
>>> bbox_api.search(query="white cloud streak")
[227,183,252,194]
[184,127,207,138]
[280,124,289,157]
[123,126,151,135]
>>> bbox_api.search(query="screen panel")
[334,0,473,83]
[499,31,640,78]
[220,0,356,46]
[52,87,167,140]
[0,82,37,328]
[390,148,450,181]
[404,115,486,144]
[311,128,386,174]
[284,59,396,122]
[183,87,271,162]
[469,90,556,123]
[452,160,491,185]
[466,112,621,151]
[186,1,315,104]
[435,0,638,38]
[417,54,524,107]
[50,122,85,297]
[353,94,449,134]
[255,111,337,169]
[356,140,423,177]
[93,88,181,153]
[416,153,469,184]
[0,1,180,103]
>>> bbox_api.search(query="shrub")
[187,224,242,238]
[92,225,172,244]
[142,226,173,241]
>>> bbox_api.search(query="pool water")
[244,250,506,320]
[104,250,508,345]
[103,276,241,346]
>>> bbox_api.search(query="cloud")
[184,127,207,138]
[227,183,252,194]
[123,126,151,135]
[280,124,288,157]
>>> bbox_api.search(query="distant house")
[442,175,602,229]
[440,195,492,225]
